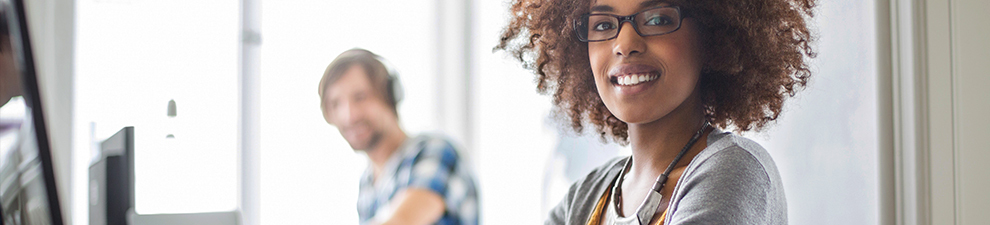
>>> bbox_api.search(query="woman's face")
[587,0,704,125]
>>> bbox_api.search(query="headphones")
[374,54,404,107]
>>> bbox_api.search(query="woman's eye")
[593,21,616,31]
[645,16,672,26]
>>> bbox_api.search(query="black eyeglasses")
[574,6,685,42]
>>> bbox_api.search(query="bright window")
[74,0,240,217]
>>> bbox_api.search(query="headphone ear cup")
[376,54,403,105]
[390,73,404,104]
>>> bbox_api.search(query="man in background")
[318,48,478,225]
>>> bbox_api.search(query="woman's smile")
[608,63,662,97]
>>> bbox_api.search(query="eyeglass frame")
[573,6,687,42]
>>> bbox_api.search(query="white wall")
[741,1,881,224]
[948,1,990,223]
[887,0,990,224]
[471,0,558,223]
[922,0,990,224]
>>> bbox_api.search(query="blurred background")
[75,0,879,223]
[7,0,988,224]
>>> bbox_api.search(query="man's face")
[324,64,397,152]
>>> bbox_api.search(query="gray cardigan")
[545,128,787,225]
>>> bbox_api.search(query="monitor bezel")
[3,0,66,223]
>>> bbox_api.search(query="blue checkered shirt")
[357,134,479,225]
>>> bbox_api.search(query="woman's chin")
[613,112,662,125]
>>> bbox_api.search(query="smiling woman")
[499,0,816,144]
[497,0,816,224]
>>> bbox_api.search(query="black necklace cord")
[650,121,710,192]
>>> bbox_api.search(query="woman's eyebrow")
[590,1,669,13]
[590,5,614,13]
[640,0,668,8]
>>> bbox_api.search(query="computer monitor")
[0,0,66,224]
[89,127,135,225]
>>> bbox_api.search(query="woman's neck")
[625,98,708,181]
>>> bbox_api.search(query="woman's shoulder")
[691,129,780,180]
[666,129,788,224]
[573,156,627,189]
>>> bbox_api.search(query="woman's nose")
[612,22,645,57]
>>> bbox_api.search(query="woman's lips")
[608,64,662,96]
[609,64,661,84]
[611,72,660,86]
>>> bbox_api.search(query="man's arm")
[372,137,463,225]
[373,188,445,225]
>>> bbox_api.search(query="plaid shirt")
[357,134,479,225]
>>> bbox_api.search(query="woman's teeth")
[616,73,658,86]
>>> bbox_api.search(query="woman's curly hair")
[496,0,817,144]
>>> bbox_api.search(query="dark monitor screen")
[0,0,66,224]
